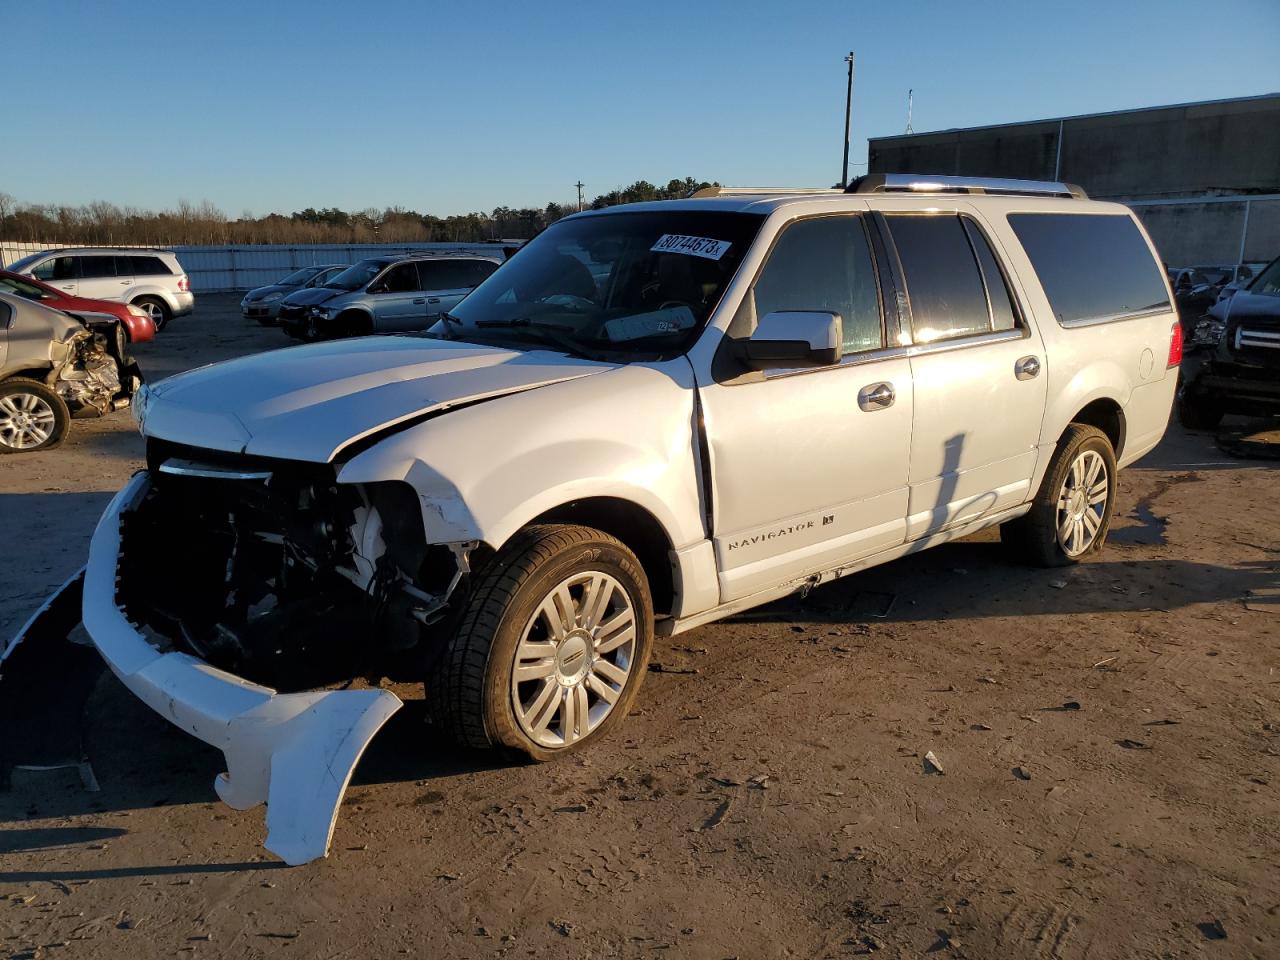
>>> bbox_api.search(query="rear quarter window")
[1007,213,1171,326]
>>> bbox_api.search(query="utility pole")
[905,88,914,134]
[575,181,584,212]
[841,51,855,188]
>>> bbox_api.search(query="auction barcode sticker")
[650,234,732,260]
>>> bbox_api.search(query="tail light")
[1168,320,1183,368]
[178,276,190,292]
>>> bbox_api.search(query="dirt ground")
[2,295,1278,959]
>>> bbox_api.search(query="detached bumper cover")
[82,472,402,865]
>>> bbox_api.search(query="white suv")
[7,248,194,330]
[66,175,1179,863]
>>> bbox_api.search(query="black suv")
[1179,255,1280,428]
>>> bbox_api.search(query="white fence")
[1,241,520,293]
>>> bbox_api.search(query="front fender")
[338,360,706,552]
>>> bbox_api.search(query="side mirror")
[737,311,842,369]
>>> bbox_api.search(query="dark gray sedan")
[240,264,348,323]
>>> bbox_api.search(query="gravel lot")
[2,295,1278,959]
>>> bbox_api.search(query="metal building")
[867,93,1280,268]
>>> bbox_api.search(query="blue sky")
[9,0,1278,217]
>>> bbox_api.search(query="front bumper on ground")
[1186,362,1280,415]
[81,472,403,865]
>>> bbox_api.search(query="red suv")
[0,271,156,343]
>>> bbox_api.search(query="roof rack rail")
[689,186,843,199]
[848,174,1088,200]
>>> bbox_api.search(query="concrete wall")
[868,94,1280,200]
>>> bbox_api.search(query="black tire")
[427,524,654,762]
[1001,424,1117,567]
[0,379,70,454]
[335,311,371,340]
[132,296,171,331]
[1177,391,1224,431]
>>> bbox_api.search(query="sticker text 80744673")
[650,234,732,261]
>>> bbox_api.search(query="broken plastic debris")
[922,751,944,775]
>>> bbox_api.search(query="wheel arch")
[1066,397,1126,459]
[335,308,374,336]
[521,497,676,617]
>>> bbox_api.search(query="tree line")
[0,177,716,247]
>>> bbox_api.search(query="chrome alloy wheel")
[511,571,637,748]
[137,300,164,324]
[1056,449,1108,557]
[0,391,57,450]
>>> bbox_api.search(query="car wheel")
[132,296,171,331]
[0,379,70,453]
[427,524,654,761]
[1177,391,1224,430]
[1001,424,1117,567]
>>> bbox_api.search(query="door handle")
[1015,356,1041,380]
[858,382,895,411]
[427,297,441,304]
[412,298,426,304]
[120,280,130,285]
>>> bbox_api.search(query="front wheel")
[427,524,654,761]
[1002,424,1117,567]
[1177,390,1224,431]
[0,379,70,453]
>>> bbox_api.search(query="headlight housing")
[127,304,149,318]
[310,306,333,319]
[132,382,153,435]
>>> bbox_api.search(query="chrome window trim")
[1058,305,1171,329]
[762,327,1028,380]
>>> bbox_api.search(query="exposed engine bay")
[57,321,136,416]
[116,441,471,690]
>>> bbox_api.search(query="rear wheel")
[427,524,654,761]
[0,379,70,453]
[132,296,171,331]
[1002,424,1117,567]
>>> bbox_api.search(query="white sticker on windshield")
[650,234,732,261]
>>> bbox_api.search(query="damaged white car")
[0,292,141,452]
[29,177,1180,864]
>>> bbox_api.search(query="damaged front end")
[58,320,139,416]
[77,443,474,864]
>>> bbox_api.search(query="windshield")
[325,259,387,291]
[1250,257,1280,297]
[279,266,321,286]
[0,275,49,300]
[6,253,43,273]
[444,210,763,359]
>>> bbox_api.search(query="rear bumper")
[171,291,195,317]
[81,472,402,865]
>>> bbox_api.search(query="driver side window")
[751,215,884,354]
[380,263,421,294]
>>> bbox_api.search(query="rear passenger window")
[1007,213,1171,325]
[885,215,992,343]
[80,256,117,279]
[962,219,1019,332]
[114,256,136,277]
[752,215,883,354]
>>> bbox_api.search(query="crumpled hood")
[141,336,614,462]
[1210,289,1280,323]
[280,286,342,307]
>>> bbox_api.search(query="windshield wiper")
[471,318,609,361]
